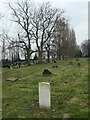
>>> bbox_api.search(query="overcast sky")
[0,0,88,46]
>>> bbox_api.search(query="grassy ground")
[2,58,88,118]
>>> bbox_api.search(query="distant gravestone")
[6,77,24,82]
[43,69,52,76]
[6,78,18,82]
[69,61,73,65]
[77,62,81,67]
[52,65,58,68]
[39,82,50,109]
[53,60,56,63]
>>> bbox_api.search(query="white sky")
[0,0,88,45]
[89,1,90,39]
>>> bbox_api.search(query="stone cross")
[39,82,50,109]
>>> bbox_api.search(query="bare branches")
[29,2,65,63]
[6,1,76,63]
[8,0,33,65]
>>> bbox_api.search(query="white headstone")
[39,82,50,109]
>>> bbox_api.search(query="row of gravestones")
[7,63,21,69]
[69,61,81,67]
[7,58,84,69]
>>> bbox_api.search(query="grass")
[2,58,88,118]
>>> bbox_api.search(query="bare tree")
[0,30,12,60]
[31,2,64,63]
[9,0,32,65]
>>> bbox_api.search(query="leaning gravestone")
[39,82,50,109]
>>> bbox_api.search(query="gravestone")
[69,61,73,65]
[6,77,23,82]
[52,65,58,68]
[6,78,18,82]
[53,60,56,63]
[43,69,52,75]
[77,62,81,67]
[39,82,50,109]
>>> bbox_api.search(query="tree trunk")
[62,55,64,60]
[38,48,42,64]
[57,49,61,61]
[27,31,31,66]
[64,54,67,60]
[47,50,50,62]
[58,54,61,60]
[27,48,31,65]
[25,52,27,61]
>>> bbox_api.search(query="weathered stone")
[65,81,68,83]
[69,61,73,65]
[52,65,58,68]
[6,78,18,82]
[76,58,79,61]
[39,82,50,109]
[43,69,52,75]
[53,60,56,63]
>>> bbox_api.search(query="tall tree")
[68,28,76,58]
[31,2,64,63]
[53,17,70,60]
[53,19,77,60]
[9,0,32,65]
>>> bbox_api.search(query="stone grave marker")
[52,65,58,68]
[43,69,52,76]
[6,77,18,82]
[39,82,50,109]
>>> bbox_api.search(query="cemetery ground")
[2,58,88,118]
